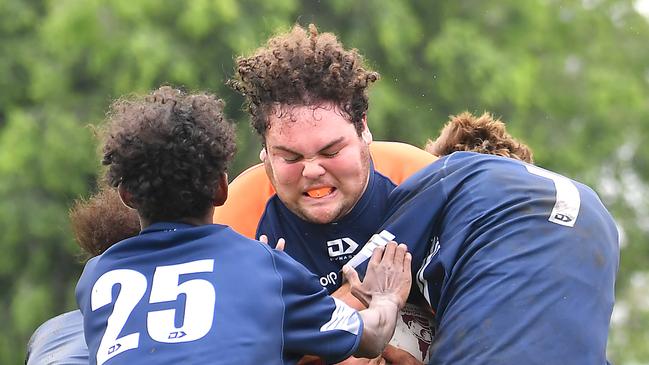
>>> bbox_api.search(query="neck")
[139,207,215,229]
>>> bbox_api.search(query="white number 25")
[90,259,216,365]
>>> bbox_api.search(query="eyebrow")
[271,137,345,155]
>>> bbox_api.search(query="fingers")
[403,252,412,274]
[368,244,385,266]
[343,265,371,307]
[382,241,397,263]
[393,243,408,272]
[369,241,409,271]
[258,235,286,251]
[342,265,361,287]
[276,238,286,251]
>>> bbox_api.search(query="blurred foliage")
[1,0,648,363]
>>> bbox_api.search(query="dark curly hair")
[70,185,140,257]
[228,24,379,139]
[426,112,533,163]
[100,86,236,222]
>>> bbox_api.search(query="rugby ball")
[388,303,434,363]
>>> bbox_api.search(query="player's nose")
[301,159,326,179]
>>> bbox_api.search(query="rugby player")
[350,150,619,364]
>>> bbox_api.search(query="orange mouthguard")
[306,187,334,198]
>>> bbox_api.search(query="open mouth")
[304,187,336,198]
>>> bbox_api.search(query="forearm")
[332,283,367,310]
[355,297,400,358]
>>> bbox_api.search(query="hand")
[258,235,286,251]
[382,345,423,365]
[342,241,411,310]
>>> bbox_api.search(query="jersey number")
[526,165,581,227]
[90,259,216,365]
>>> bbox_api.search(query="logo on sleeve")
[327,238,359,259]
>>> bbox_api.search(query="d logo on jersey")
[327,238,359,259]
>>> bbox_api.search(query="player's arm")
[260,237,370,312]
[332,282,367,310]
[278,242,411,362]
[343,242,412,358]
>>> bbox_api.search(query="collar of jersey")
[140,221,197,234]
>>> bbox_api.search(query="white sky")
[634,0,649,17]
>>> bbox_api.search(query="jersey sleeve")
[26,310,88,365]
[270,250,363,363]
[212,164,274,239]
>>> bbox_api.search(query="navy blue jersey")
[257,164,396,293]
[76,223,362,365]
[26,310,88,365]
[354,152,619,364]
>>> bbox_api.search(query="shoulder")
[29,310,83,340]
[26,310,87,365]
[370,141,437,184]
[213,164,274,239]
[434,151,517,180]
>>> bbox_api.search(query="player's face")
[263,102,371,224]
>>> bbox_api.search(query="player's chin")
[298,204,345,225]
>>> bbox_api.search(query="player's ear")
[213,173,228,207]
[361,115,372,144]
[259,147,267,162]
[117,183,137,210]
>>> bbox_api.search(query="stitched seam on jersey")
[439,153,456,201]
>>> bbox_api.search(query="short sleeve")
[270,250,363,363]
[26,310,88,365]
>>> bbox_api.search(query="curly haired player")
[350,149,618,364]
[70,186,141,257]
[74,86,412,365]
[426,111,533,163]
[217,24,437,364]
